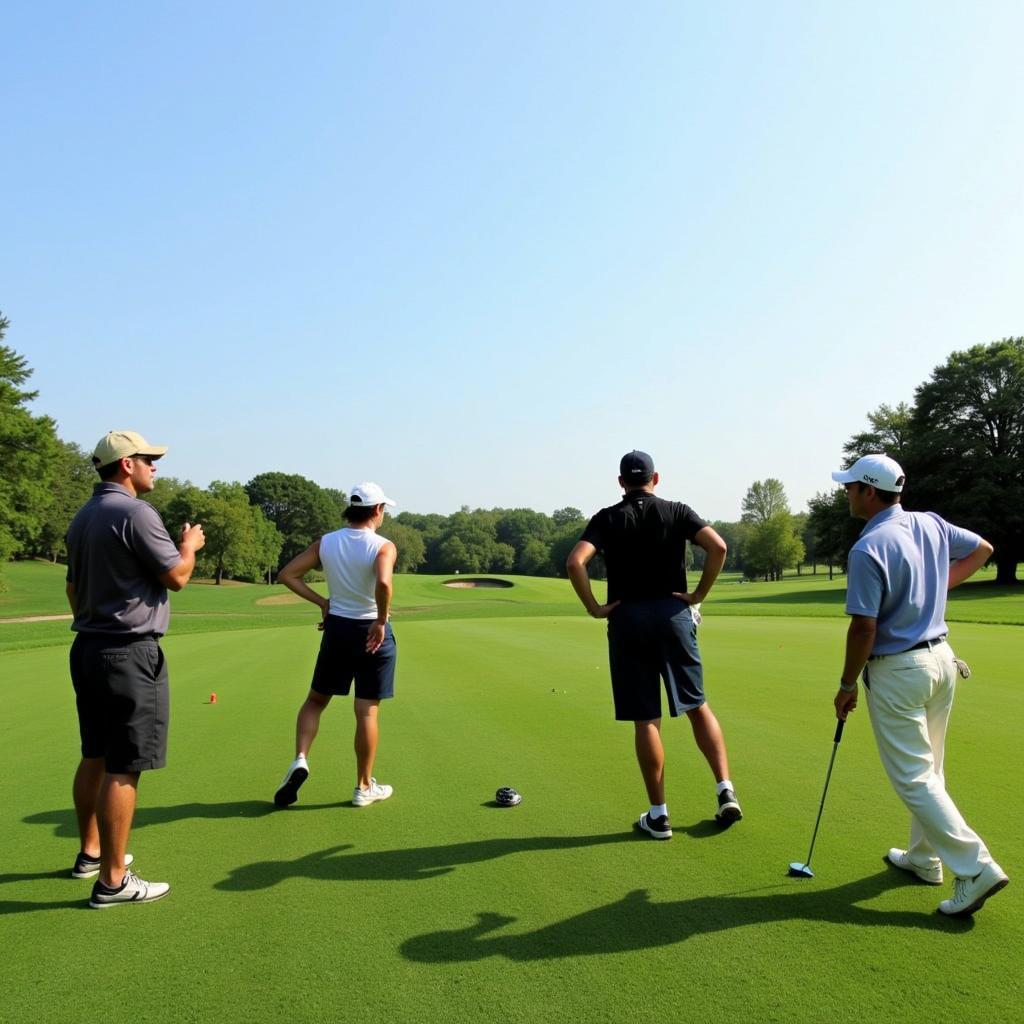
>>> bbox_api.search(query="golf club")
[788,718,845,878]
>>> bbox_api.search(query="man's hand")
[589,601,620,619]
[180,522,205,553]
[366,621,387,653]
[672,592,701,605]
[834,683,858,721]
[316,598,330,630]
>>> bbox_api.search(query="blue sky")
[3,2,1022,521]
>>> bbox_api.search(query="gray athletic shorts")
[606,598,705,721]
[70,633,170,773]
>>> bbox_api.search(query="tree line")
[2,311,1021,586]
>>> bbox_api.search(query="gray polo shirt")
[66,483,182,636]
[845,506,981,655]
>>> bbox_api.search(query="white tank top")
[320,527,391,620]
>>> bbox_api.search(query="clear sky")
[3,2,1022,521]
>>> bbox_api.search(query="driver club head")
[788,862,815,879]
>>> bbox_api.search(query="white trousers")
[864,640,991,879]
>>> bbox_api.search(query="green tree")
[0,316,62,567]
[33,441,94,561]
[552,507,583,527]
[907,338,1024,584]
[245,472,339,568]
[741,479,789,524]
[843,401,914,464]
[744,513,805,581]
[806,489,859,579]
[383,520,426,573]
[517,536,552,576]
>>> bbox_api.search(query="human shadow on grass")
[24,800,349,837]
[215,833,636,891]
[400,869,973,962]
[0,870,94,916]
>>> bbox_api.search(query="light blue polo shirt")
[845,506,982,655]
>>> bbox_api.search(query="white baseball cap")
[831,454,906,492]
[347,482,396,508]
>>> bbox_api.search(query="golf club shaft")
[802,718,845,867]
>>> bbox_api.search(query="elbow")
[165,577,184,593]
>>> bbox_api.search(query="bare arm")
[566,541,619,618]
[158,522,206,592]
[277,540,329,621]
[948,539,994,589]
[366,542,397,653]
[834,614,877,721]
[674,525,727,604]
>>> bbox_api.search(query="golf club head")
[788,862,815,878]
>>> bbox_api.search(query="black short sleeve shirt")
[580,492,707,603]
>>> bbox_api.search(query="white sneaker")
[274,755,309,808]
[938,862,1009,917]
[886,848,943,885]
[89,871,170,909]
[352,778,393,807]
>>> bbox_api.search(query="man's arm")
[674,525,727,605]
[65,582,77,616]
[277,541,329,621]
[948,539,994,589]
[566,541,619,618]
[834,614,877,721]
[158,522,206,592]
[366,542,397,653]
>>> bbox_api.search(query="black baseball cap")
[619,450,655,481]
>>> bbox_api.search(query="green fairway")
[1,562,1021,1023]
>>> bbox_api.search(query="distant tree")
[843,401,913,464]
[517,536,552,576]
[790,511,809,575]
[245,472,339,567]
[552,507,583,527]
[741,479,789,524]
[743,514,805,581]
[436,535,475,574]
[806,489,859,579]
[711,520,748,573]
[33,441,94,561]
[907,338,1024,584]
[0,316,62,568]
[144,476,192,526]
[383,520,426,573]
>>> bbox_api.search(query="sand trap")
[0,614,73,624]
[442,578,514,589]
[255,593,306,606]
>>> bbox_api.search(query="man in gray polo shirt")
[832,454,1008,918]
[66,430,205,908]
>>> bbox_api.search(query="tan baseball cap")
[91,430,169,467]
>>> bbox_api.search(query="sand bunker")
[442,578,514,589]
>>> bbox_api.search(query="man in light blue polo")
[832,453,1008,918]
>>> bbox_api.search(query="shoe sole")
[939,877,1009,918]
[635,815,672,840]
[884,852,943,886]
[274,767,308,808]
[352,791,392,807]
[715,803,742,826]
[89,888,170,909]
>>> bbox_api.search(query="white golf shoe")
[938,862,1009,917]
[885,848,943,885]
[353,778,393,807]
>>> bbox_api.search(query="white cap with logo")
[831,454,906,492]
[347,482,396,508]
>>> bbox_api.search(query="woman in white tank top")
[273,483,399,809]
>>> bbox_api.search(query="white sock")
[650,803,668,819]
[716,780,734,796]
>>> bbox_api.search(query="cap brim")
[831,470,855,484]
[137,445,168,458]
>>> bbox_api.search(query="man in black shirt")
[567,450,741,839]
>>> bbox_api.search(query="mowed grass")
[1,562,1022,1023]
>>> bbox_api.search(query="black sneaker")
[636,812,673,840]
[715,789,742,825]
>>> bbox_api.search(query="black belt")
[869,636,946,660]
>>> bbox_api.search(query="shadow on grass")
[215,833,637,890]
[400,869,973,961]
[23,800,352,837]
[0,870,95,915]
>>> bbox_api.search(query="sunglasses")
[131,454,156,466]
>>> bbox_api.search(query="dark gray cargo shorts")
[70,633,170,773]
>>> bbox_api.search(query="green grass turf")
[1,562,1022,1022]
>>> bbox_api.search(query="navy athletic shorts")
[70,633,170,773]
[606,598,705,721]
[311,615,397,700]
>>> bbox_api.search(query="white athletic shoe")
[71,852,134,879]
[352,778,393,807]
[938,862,1009,917]
[886,848,943,885]
[274,755,309,808]
[89,871,170,909]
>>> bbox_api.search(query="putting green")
[1,563,1020,1023]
